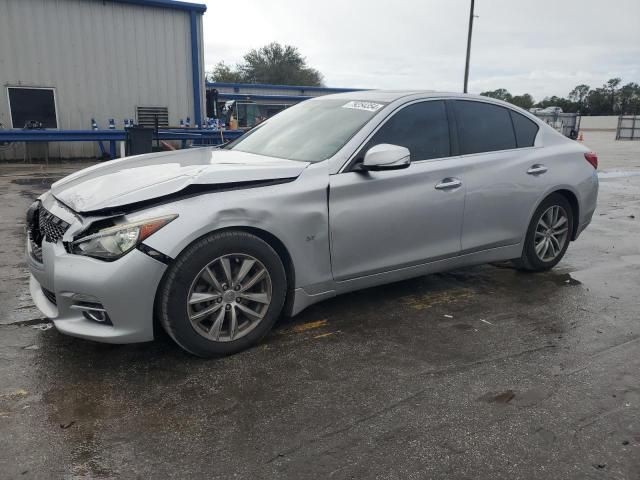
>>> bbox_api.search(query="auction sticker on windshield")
[342,101,384,112]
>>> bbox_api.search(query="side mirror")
[361,144,411,171]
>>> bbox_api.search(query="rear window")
[453,100,516,155]
[509,111,539,148]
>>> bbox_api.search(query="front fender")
[140,164,333,291]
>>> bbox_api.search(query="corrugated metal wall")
[0,0,204,160]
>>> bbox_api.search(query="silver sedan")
[26,91,598,356]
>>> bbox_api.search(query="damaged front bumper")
[26,195,167,344]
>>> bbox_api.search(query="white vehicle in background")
[530,106,578,139]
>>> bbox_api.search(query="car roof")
[314,89,544,124]
[315,90,491,103]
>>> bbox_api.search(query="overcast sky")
[200,0,640,101]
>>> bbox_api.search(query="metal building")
[208,82,365,103]
[206,82,365,129]
[0,0,206,160]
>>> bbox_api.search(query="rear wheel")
[158,231,287,357]
[514,193,573,272]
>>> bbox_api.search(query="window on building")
[367,100,450,161]
[258,104,288,120]
[453,100,517,154]
[7,87,58,128]
[509,110,539,148]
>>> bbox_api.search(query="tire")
[157,231,287,357]
[513,193,573,272]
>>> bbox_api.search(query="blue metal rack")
[0,129,244,161]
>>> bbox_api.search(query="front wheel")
[514,193,573,272]
[157,231,287,357]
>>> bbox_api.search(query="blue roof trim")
[207,81,366,93]
[217,93,315,102]
[108,0,206,13]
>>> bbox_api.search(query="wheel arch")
[552,189,580,240]
[526,187,581,243]
[153,225,297,335]
[216,226,296,305]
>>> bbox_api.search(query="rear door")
[452,100,548,252]
[329,100,466,281]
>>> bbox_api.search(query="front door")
[329,100,466,281]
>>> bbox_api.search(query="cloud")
[201,0,640,100]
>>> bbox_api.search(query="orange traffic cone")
[578,131,584,142]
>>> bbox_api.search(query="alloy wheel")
[187,254,272,342]
[534,205,569,262]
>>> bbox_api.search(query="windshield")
[225,99,386,162]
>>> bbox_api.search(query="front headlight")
[71,215,177,260]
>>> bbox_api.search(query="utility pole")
[463,0,475,93]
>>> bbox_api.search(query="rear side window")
[510,111,539,147]
[367,100,450,161]
[453,100,516,154]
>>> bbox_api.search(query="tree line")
[208,43,638,116]
[207,42,324,87]
[481,78,640,115]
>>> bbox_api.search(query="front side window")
[366,100,450,161]
[227,99,386,162]
[453,100,516,154]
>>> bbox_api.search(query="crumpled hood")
[50,147,309,213]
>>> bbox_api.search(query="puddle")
[479,390,515,404]
[452,323,474,331]
[546,273,582,287]
[11,175,60,186]
[598,170,640,179]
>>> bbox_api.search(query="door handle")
[434,178,462,190]
[527,164,548,175]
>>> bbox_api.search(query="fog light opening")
[82,310,111,324]
[70,302,113,325]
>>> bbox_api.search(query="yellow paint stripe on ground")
[0,388,28,398]
[401,289,475,311]
[292,319,328,333]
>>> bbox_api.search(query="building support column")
[190,10,202,127]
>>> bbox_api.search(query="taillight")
[584,152,598,169]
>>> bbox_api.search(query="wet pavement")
[1,133,639,479]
